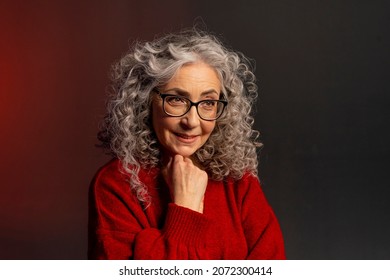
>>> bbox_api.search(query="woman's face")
[152,62,221,160]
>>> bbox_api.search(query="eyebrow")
[164,87,219,97]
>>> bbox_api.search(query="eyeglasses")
[156,91,228,121]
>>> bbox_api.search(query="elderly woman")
[88,29,285,259]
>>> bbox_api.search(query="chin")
[170,146,198,158]
[176,150,197,158]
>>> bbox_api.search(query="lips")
[174,132,199,143]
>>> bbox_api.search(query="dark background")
[1,0,389,259]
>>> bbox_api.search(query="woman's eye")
[167,96,186,105]
[201,100,217,108]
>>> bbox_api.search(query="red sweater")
[88,159,286,259]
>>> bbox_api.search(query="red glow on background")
[0,0,192,259]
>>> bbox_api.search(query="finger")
[166,156,173,169]
[173,154,184,165]
[183,157,193,164]
[175,154,184,160]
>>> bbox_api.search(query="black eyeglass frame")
[155,91,228,121]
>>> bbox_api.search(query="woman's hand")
[162,155,208,213]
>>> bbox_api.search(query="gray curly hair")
[98,28,262,206]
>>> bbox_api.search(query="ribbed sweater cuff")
[163,203,210,245]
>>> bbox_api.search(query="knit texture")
[88,159,286,259]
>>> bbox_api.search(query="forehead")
[163,62,221,96]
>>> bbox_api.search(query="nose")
[180,106,200,128]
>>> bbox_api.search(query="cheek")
[203,122,216,136]
[157,119,173,134]
[152,111,176,140]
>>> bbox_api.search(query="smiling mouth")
[174,133,198,142]
[175,133,196,138]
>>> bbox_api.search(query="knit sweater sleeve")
[88,162,212,260]
[239,175,286,260]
